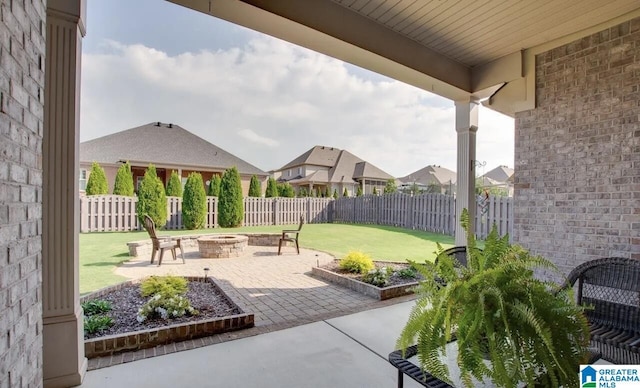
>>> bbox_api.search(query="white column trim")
[43,0,87,385]
[454,99,479,246]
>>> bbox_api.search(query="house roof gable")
[79,122,267,176]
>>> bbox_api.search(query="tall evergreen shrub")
[265,177,278,198]
[165,171,183,197]
[248,175,262,197]
[356,186,363,196]
[182,172,206,229]
[208,175,221,196]
[112,161,134,196]
[384,179,397,194]
[85,162,108,195]
[218,167,244,227]
[136,164,167,228]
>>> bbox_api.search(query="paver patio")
[86,244,416,370]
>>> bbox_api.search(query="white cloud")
[80,36,514,177]
[238,129,279,147]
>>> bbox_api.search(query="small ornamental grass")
[137,276,198,323]
[339,251,374,274]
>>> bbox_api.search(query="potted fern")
[397,209,590,387]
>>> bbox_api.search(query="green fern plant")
[397,209,590,388]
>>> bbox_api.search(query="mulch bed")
[320,260,424,288]
[84,280,241,339]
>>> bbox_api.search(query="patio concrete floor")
[86,244,417,371]
[79,301,425,388]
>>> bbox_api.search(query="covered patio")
[1,0,637,386]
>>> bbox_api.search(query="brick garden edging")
[310,267,418,300]
[82,276,254,359]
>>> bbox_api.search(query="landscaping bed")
[82,276,254,358]
[311,260,423,300]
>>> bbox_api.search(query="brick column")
[454,99,479,245]
[42,0,87,386]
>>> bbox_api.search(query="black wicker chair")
[562,257,640,364]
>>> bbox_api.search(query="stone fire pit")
[197,235,249,258]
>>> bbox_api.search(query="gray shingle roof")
[80,122,267,176]
[277,146,394,183]
[399,165,457,185]
[482,165,514,183]
[279,146,341,169]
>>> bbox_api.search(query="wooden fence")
[333,193,513,239]
[79,196,333,232]
[79,194,513,238]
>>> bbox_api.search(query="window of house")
[79,169,87,191]
[288,170,291,177]
[298,167,302,175]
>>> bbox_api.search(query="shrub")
[265,177,278,198]
[248,175,262,197]
[84,315,114,334]
[140,275,188,297]
[208,174,221,196]
[165,171,183,197]
[339,251,374,274]
[324,187,330,198]
[384,179,397,194]
[136,164,167,228]
[333,189,338,199]
[343,188,348,197]
[85,161,108,195]
[182,172,206,229]
[82,300,112,316]
[356,186,363,196]
[298,187,308,197]
[136,294,198,323]
[218,166,244,227]
[372,186,378,195]
[362,267,393,287]
[397,266,418,279]
[112,161,134,196]
[278,182,295,198]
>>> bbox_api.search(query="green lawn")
[79,223,455,294]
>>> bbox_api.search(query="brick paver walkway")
[87,245,416,370]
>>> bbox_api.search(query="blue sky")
[80,0,514,177]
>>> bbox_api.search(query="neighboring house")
[272,146,394,196]
[399,165,457,195]
[80,122,268,195]
[480,165,514,196]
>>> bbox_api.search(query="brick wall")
[0,0,46,386]
[514,17,640,274]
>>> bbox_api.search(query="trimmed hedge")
[166,171,183,197]
[208,175,221,197]
[86,162,108,195]
[265,177,278,198]
[182,172,206,229]
[248,175,262,197]
[112,161,134,196]
[136,164,167,228]
[218,167,244,227]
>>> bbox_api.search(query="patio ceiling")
[168,0,640,116]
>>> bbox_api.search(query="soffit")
[330,0,640,67]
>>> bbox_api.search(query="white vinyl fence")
[79,193,513,238]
